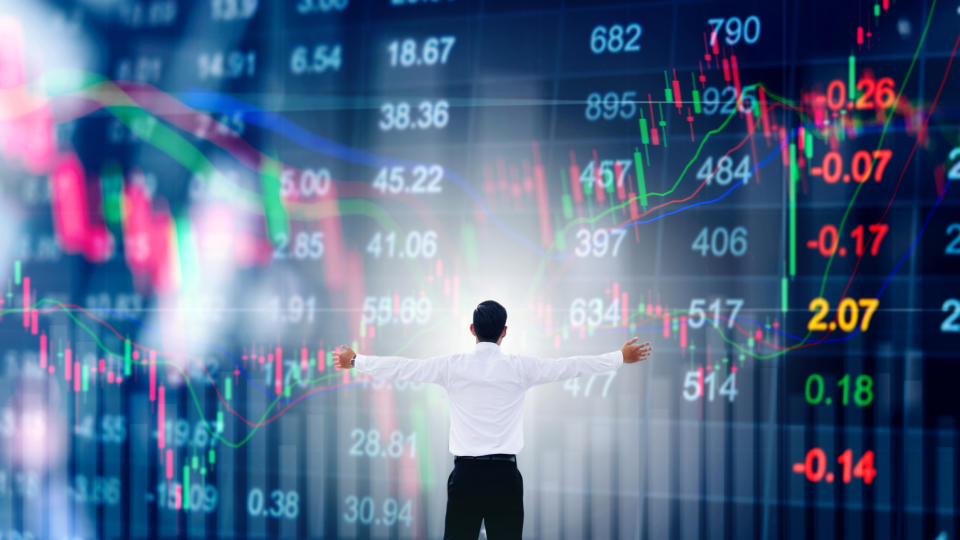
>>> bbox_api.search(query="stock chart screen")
[0,0,958,538]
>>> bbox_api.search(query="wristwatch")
[350,354,356,368]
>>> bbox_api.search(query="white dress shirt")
[354,342,623,456]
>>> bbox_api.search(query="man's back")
[341,299,652,540]
[445,342,530,456]
[354,341,624,456]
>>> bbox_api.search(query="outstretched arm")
[335,345,449,385]
[523,338,652,387]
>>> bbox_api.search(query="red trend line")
[15,45,958,431]
[776,31,960,352]
[620,49,956,353]
[839,31,960,301]
[606,102,793,229]
[543,50,959,353]
[50,81,435,210]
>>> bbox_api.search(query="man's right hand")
[335,345,357,369]
[622,338,652,364]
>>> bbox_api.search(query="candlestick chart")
[0,0,959,538]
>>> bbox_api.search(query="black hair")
[473,300,507,342]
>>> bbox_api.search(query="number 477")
[564,372,617,398]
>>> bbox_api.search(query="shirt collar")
[475,341,500,352]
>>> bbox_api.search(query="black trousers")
[443,458,523,539]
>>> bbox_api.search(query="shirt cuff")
[353,354,367,372]
[613,350,625,365]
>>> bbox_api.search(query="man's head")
[471,300,507,344]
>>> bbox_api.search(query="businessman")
[335,300,652,539]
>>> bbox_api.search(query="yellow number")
[807,297,879,332]
[807,297,829,331]
[836,297,858,332]
[857,298,879,331]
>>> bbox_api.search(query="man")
[335,300,652,539]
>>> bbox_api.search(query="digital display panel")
[0,0,959,538]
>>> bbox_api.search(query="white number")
[590,23,642,54]
[72,475,121,506]
[372,165,443,194]
[701,86,754,116]
[942,299,960,332]
[574,228,627,257]
[273,232,324,260]
[691,226,748,257]
[682,371,700,401]
[683,370,737,402]
[946,224,960,255]
[348,429,416,458]
[362,296,431,325]
[585,91,637,121]
[948,147,960,181]
[696,155,752,186]
[738,87,757,113]
[194,112,245,139]
[343,497,412,527]
[578,158,633,191]
[212,0,258,20]
[687,298,744,329]
[366,231,437,259]
[569,297,620,327]
[280,168,332,198]
[247,488,264,516]
[290,44,342,75]
[564,372,617,398]
[269,295,317,324]
[115,56,163,83]
[380,100,448,131]
[387,36,456,67]
[158,482,217,513]
[100,415,128,444]
[198,50,256,79]
[707,15,760,46]
[297,0,349,14]
[247,488,298,519]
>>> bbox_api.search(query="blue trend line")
[98,90,936,398]
[611,145,775,231]
[184,90,877,259]
[90,179,949,405]
[180,90,921,264]
[876,184,949,298]
[180,90,562,259]
[592,170,945,348]
[82,95,783,401]
[808,179,951,345]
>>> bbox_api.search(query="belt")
[455,454,516,463]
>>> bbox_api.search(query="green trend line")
[651,0,938,360]
[5,0,943,426]
[750,0,939,359]
[15,73,410,234]
[557,95,750,234]
[531,0,940,357]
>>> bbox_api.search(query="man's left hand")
[336,345,356,369]
[622,338,652,364]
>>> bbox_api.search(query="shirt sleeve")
[521,350,623,387]
[353,354,450,386]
